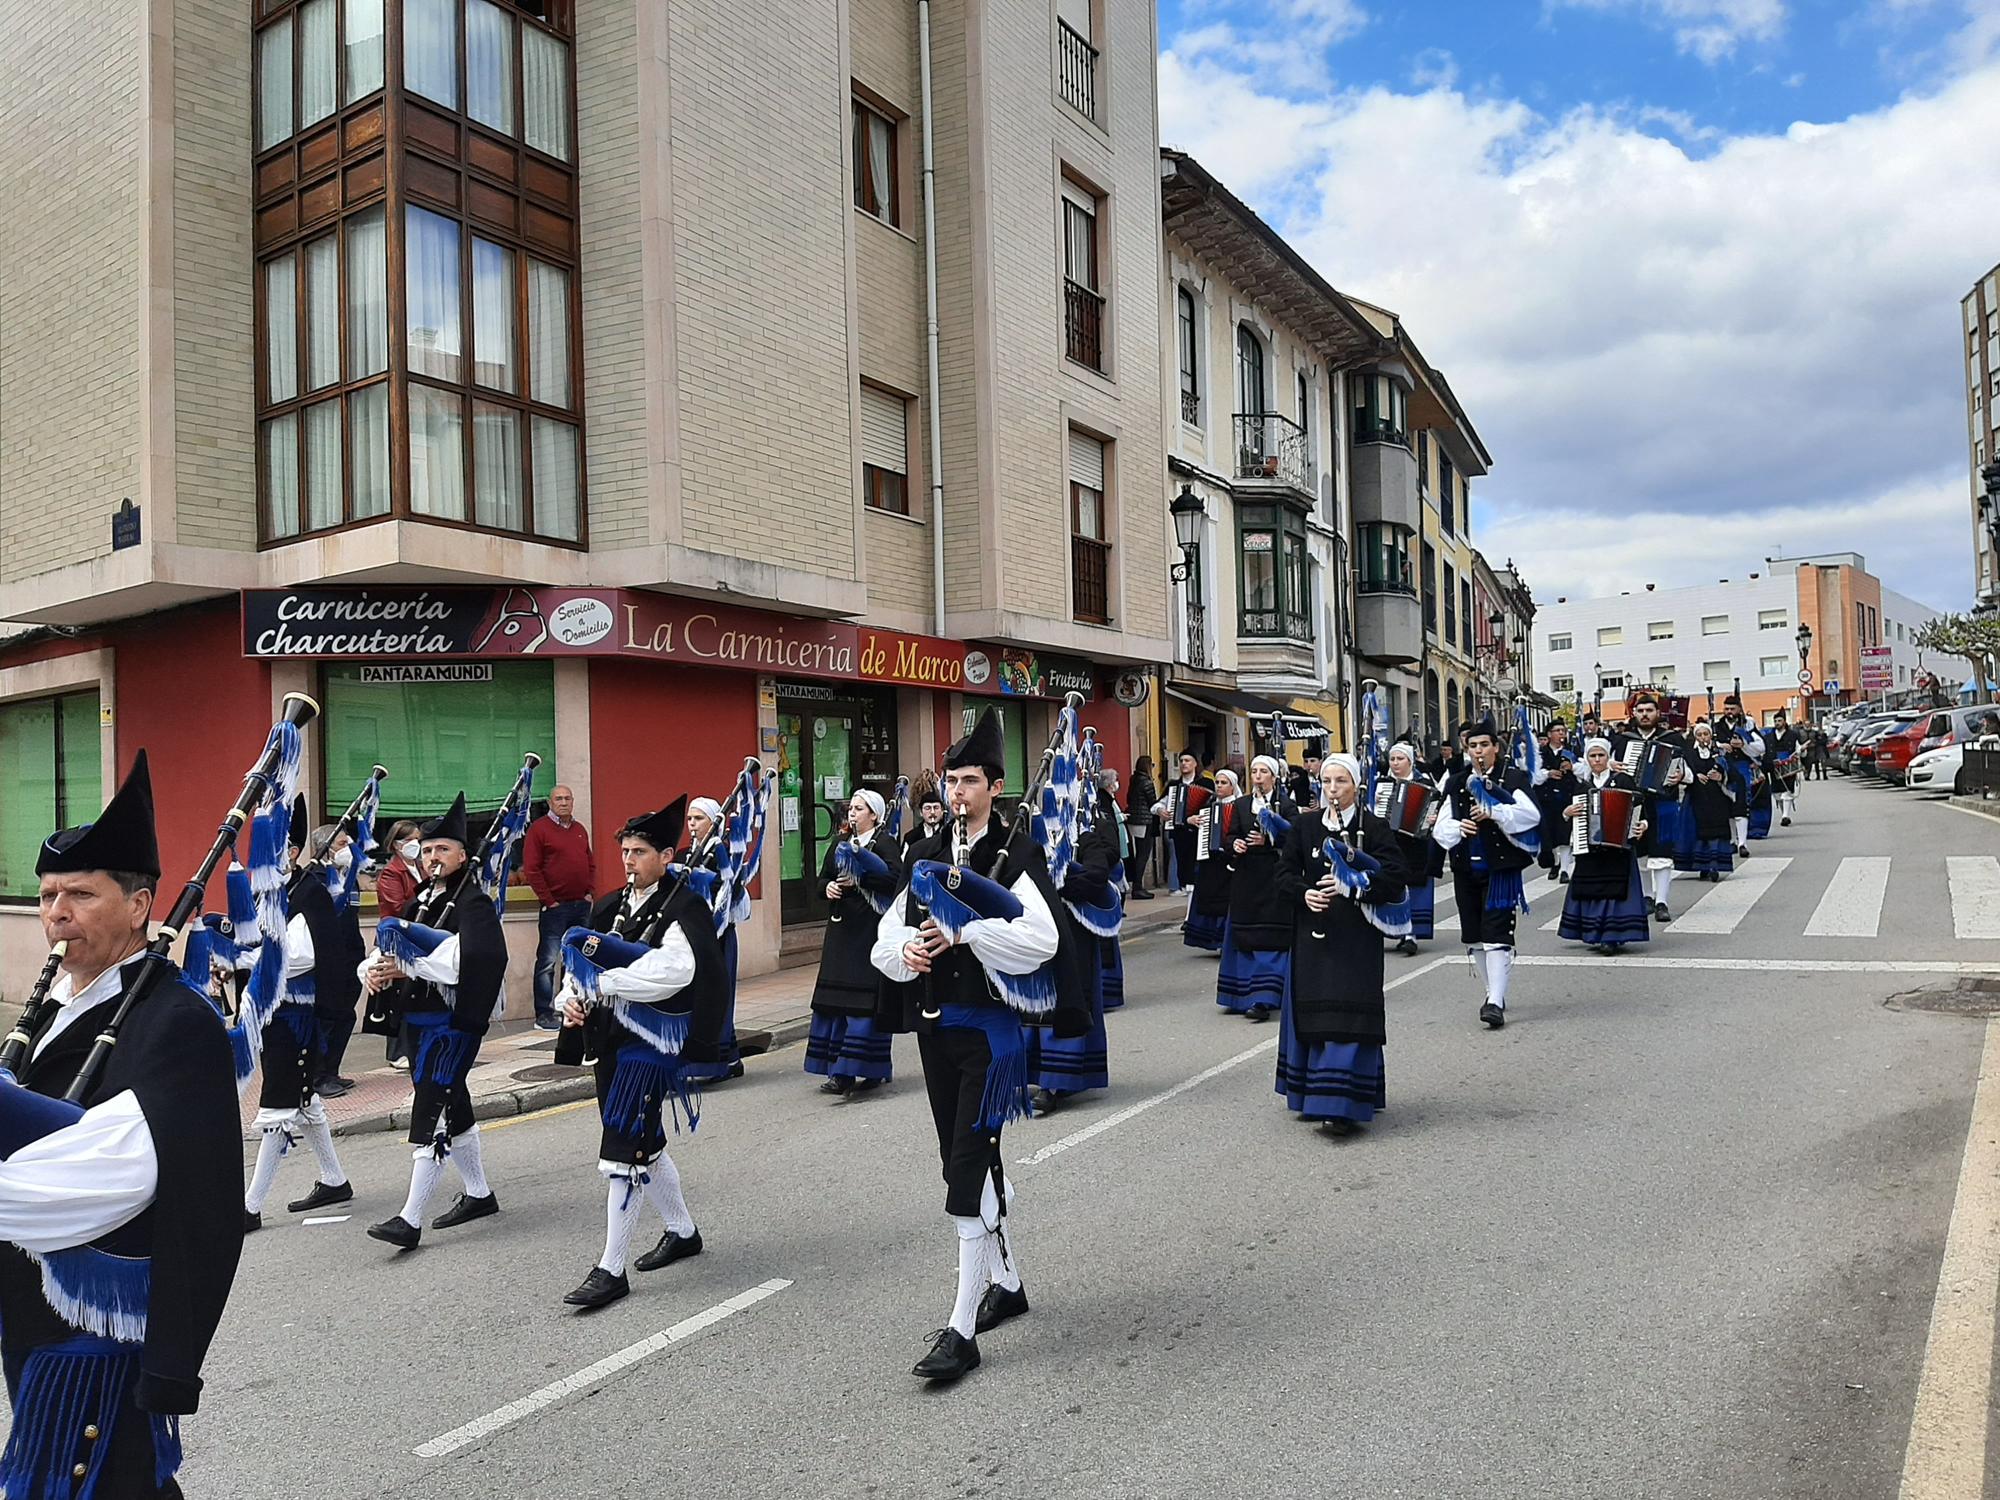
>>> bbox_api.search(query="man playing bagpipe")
[1027,735,1122,1113]
[1432,716,1541,1029]
[0,752,243,1498]
[553,796,730,1310]
[871,708,1062,1384]
[1610,691,1688,924]
[1722,727,1767,854]
[807,790,905,1097]
[242,801,354,1231]
[1555,739,1652,954]
[1214,754,1298,1020]
[362,793,509,1251]
[1764,710,1802,827]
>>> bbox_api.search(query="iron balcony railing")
[1183,600,1209,669]
[1234,411,1316,495]
[1065,278,1106,371]
[1057,20,1098,120]
[1180,389,1200,425]
[1073,534,1110,623]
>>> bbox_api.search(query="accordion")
[1372,778,1439,838]
[1570,785,1642,853]
[1618,738,1679,794]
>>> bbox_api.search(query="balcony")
[1180,389,1200,425]
[1357,588,1423,665]
[1182,599,1210,669]
[1072,534,1110,624]
[1234,412,1316,500]
[1240,605,1311,643]
[1065,279,1105,372]
[1057,20,1098,122]
[1350,439,1419,530]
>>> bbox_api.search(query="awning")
[1167,684,1330,743]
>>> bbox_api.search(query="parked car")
[1906,742,1965,794]
[1881,707,1992,784]
[1853,716,1919,778]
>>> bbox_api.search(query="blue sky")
[1156,0,2000,612]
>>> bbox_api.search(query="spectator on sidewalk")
[1125,756,1158,899]
[523,785,596,1031]
[374,820,424,916]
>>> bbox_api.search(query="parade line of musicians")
[0,689,1809,1495]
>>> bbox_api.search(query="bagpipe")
[558,874,702,1057]
[831,828,896,919]
[1359,678,1387,805]
[1310,832,1411,940]
[0,692,320,1163]
[665,756,777,938]
[886,775,910,843]
[1059,727,1123,938]
[287,763,387,906]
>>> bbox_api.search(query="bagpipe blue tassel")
[604,1045,702,1137]
[1485,868,1530,914]
[374,917,449,971]
[411,1024,481,1087]
[32,1248,150,1344]
[911,862,1059,1016]
[834,841,894,915]
[609,1001,691,1058]
[1470,777,1541,858]
[1360,896,1414,939]
[152,1414,183,1489]
[0,1336,145,1500]
[1258,804,1293,843]
[1321,838,1380,898]
[938,1004,1031,1132]
[1064,895,1124,939]
[227,1023,256,1085]
[0,1077,87,1161]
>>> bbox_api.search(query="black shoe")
[314,1075,355,1098]
[1246,1003,1272,1022]
[431,1192,499,1230]
[634,1227,703,1273]
[1396,937,1419,957]
[1030,1087,1060,1116]
[563,1267,630,1309]
[1653,902,1671,922]
[1132,889,1155,900]
[367,1215,420,1250]
[1320,1116,1359,1137]
[913,1328,980,1381]
[1479,1002,1505,1029]
[818,1076,854,1096]
[727,1061,746,1079]
[975,1283,1029,1333]
[1738,845,1750,857]
[243,1209,262,1234]
[1558,870,1570,884]
[287,1180,354,1214]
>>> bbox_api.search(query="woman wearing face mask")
[376,819,424,916]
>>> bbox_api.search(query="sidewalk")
[250,892,1192,1138]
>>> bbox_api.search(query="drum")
[1577,786,1641,851]
[1618,738,1677,793]
[1372,777,1438,838]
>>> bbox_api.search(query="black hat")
[917,784,945,809]
[1465,714,1502,743]
[944,707,1006,778]
[620,794,686,853]
[287,794,310,851]
[422,791,470,848]
[38,750,161,879]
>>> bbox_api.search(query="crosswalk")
[1804,857,1891,938]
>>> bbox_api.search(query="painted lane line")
[1017,956,1456,1167]
[413,1278,793,1459]
[301,1215,351,1226]
[1948,857,2000,940]
[1668,856,1792,934]
[1804,857,1892,938]
[1510,955,2000,975]
[1897,1019,2000,1498]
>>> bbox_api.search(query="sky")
[1156,0,2000,614]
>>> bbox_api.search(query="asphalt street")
[145,778,2000,1495]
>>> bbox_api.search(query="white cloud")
[1170,0,1369,90]
[1158,47,2000,614]
[1545,0,1787,60]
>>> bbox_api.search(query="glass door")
[777,702,858,925]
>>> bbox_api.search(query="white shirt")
[1432,768,1541,848]
[870,821,1061,985]
[559,882,697,1006]
[285,912,314,980]
[0,955,159,1253]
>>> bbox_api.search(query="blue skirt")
[1027,1014,1108,1096]
[1748,803,1772,840]
[803,1012,893,1081]
[680,927,742,1084]
[1275,985,1384,1122]
[1653,798,1693,857]
[1101,940,1125,1011]
[1558,863,1651,946]
[1184,906,1227,952]
[1408,879,1435,940]
[1678,836,1734,874]
[1216,926,1288,1012]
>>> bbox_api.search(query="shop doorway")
[776,684,896,925]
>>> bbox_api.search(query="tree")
[1914,614,2000,705]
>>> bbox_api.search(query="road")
[182,776,2000,1497]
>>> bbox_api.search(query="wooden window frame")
[851,95,901,229]
[863,464,908,516]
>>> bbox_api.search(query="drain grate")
[1886,978,2000,1017]
[511,1063,589,1083]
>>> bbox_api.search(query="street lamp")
[1169,485,1207,669]
[1796,622,1814,718]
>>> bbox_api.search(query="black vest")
[894,819,1062,1030]
[1442,766,1535,874]
[558,879,729,1065]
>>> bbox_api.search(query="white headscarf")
[1214,769,1241,799]
[1387,742,1418,775]
[852,788,886,825]
[1251,754,1285,781]
[1325,753,1362,785]
[690,796,724,827]
[1584,737,1612,756]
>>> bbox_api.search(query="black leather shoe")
[367,1215,420,1250]
[287,1180,354,1214]
[913,1328,980,1381]
[1653,902,1673,923]
[1030,1087,1059,1116]
[315,1075,354,1098]
[431,1192,499,1230]
[975,1283,1029,1334]
[1781,816,1792,826]
[1558,870,1570,884]
[1396,937,1419,957]
[818,1077,853,1096]
[1132,889,1155,900]
[563,1267,630,1309]
[1246,1003,1272,1022]
[634,1227,702,1273]
[243,1210,262,1234]
[1479,1002,1506,1029]
[725,1061,746,1079]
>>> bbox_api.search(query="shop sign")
[1111,671,1149,708]
[357,663,494,684]
[990,646,1097,698]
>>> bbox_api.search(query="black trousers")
[408,1078,475,1147]
[318,997,357,1078]
[1452,869,1520,947]
[917,1027,1001,1218]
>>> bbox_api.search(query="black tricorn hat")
[37,750,161,879]
[944,707,1006,777]
[620,794,687,853]
[286,793,310,851]
[422,791,470,848]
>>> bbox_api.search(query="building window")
[1177,287,1200,424]
[1417,430,1429,493]
[1422,541,1438,634]
[1462,684,1475,729]
[853,97,900,228]
[1236,324,1267,418]
[1439,453,1456,534]
[1648,620,1674,640]
[1760,656,1787,678]
[1650,665,1677,687]
[1443,563,1458,645]
[1357,522,1415,594]
[1550,674,1575,694]
[861,384,909,515]
[1597,626,1622,647]
[1069,430,1110,624]
[1702,659,1730,681]
[1352,373,1410,448]
[1548,632,1572,652]
[1055,0,1098,121]
[1239,503,1310,640]
[1297,369,1313,459]
[1702,614,1729,635]
[1061,180,1104,372]
[0,692,101,901]
[1600,671,1628,690]
[1424,669,1440,738]
[1758,609,1788,630]
[1461,579,1474,653]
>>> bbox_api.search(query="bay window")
[1357,522,1414,594]
[1239,503,1310,640]
[1352,372,1410,448]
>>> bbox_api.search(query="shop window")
[0,692,101,900]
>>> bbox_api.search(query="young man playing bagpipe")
[1432,716,1542,1029]
[871,708,1062,1384]
[553,797,730,1310]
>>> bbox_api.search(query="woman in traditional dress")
[1723,729,1766,857]
[678,796,745,1084]
[1182,768,1237,953]
[805,790,904,1096]
[1382,743,1440,958]
[1534,724,1579,885]
[1677,720,1738,882]
[1272,755,1408,1134]
[1555,738,1651,954]
[1214,756,1296,1020]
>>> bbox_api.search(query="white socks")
[982,1174,1021,1293]
[301,1096,346,1188]
[244,1127,290,1214]
[1477,945,1513,1009]
[1731,816,1749,847]
[948,1217,987,1338]
[454,1126,491,1198]
[1651,866,1674,907]
[244,1097,347,1213]
[598,1174,646,1276]
[1556,846,1575,878]
[400,1149,445,1228]
[642,1152,696,1237]
[1779,792,1797,819]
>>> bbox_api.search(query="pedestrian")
[1124,756,1159,898]
[907,777,947,855]
[1555,739,1651,954]
[374,818,424,915]
[806,790,904,1096]
[1215,755,1296,1019]
[522,784,596,1031]
[1432,716,1540,1029]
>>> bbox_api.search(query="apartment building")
[1531,554,1944,723]
[0,0,1169,994]
[1470,550,1539,723]
[1966,261,2000,603]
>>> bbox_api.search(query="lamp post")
[1981,460,2000,608]
[1169,485,1207,670]
[1795,622,1814,720]
[1475,609,1506,714]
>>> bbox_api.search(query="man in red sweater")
[522,784,596,1029]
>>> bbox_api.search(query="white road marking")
[1017,956,1456,1166]
[302,1215,351,1226]
[1509,956,2000,975]
[1804,857,1892,938]
[1668,857,1792,934]
[1897,1019,2000,1498]
[1948,857,2000,940]
[413,1278,793,1458]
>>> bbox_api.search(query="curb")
[329,1011,819,1137]
[1949,795,2000,822]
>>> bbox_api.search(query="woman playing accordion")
[1555,738,1652,954]
[1377,743,1442,957]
